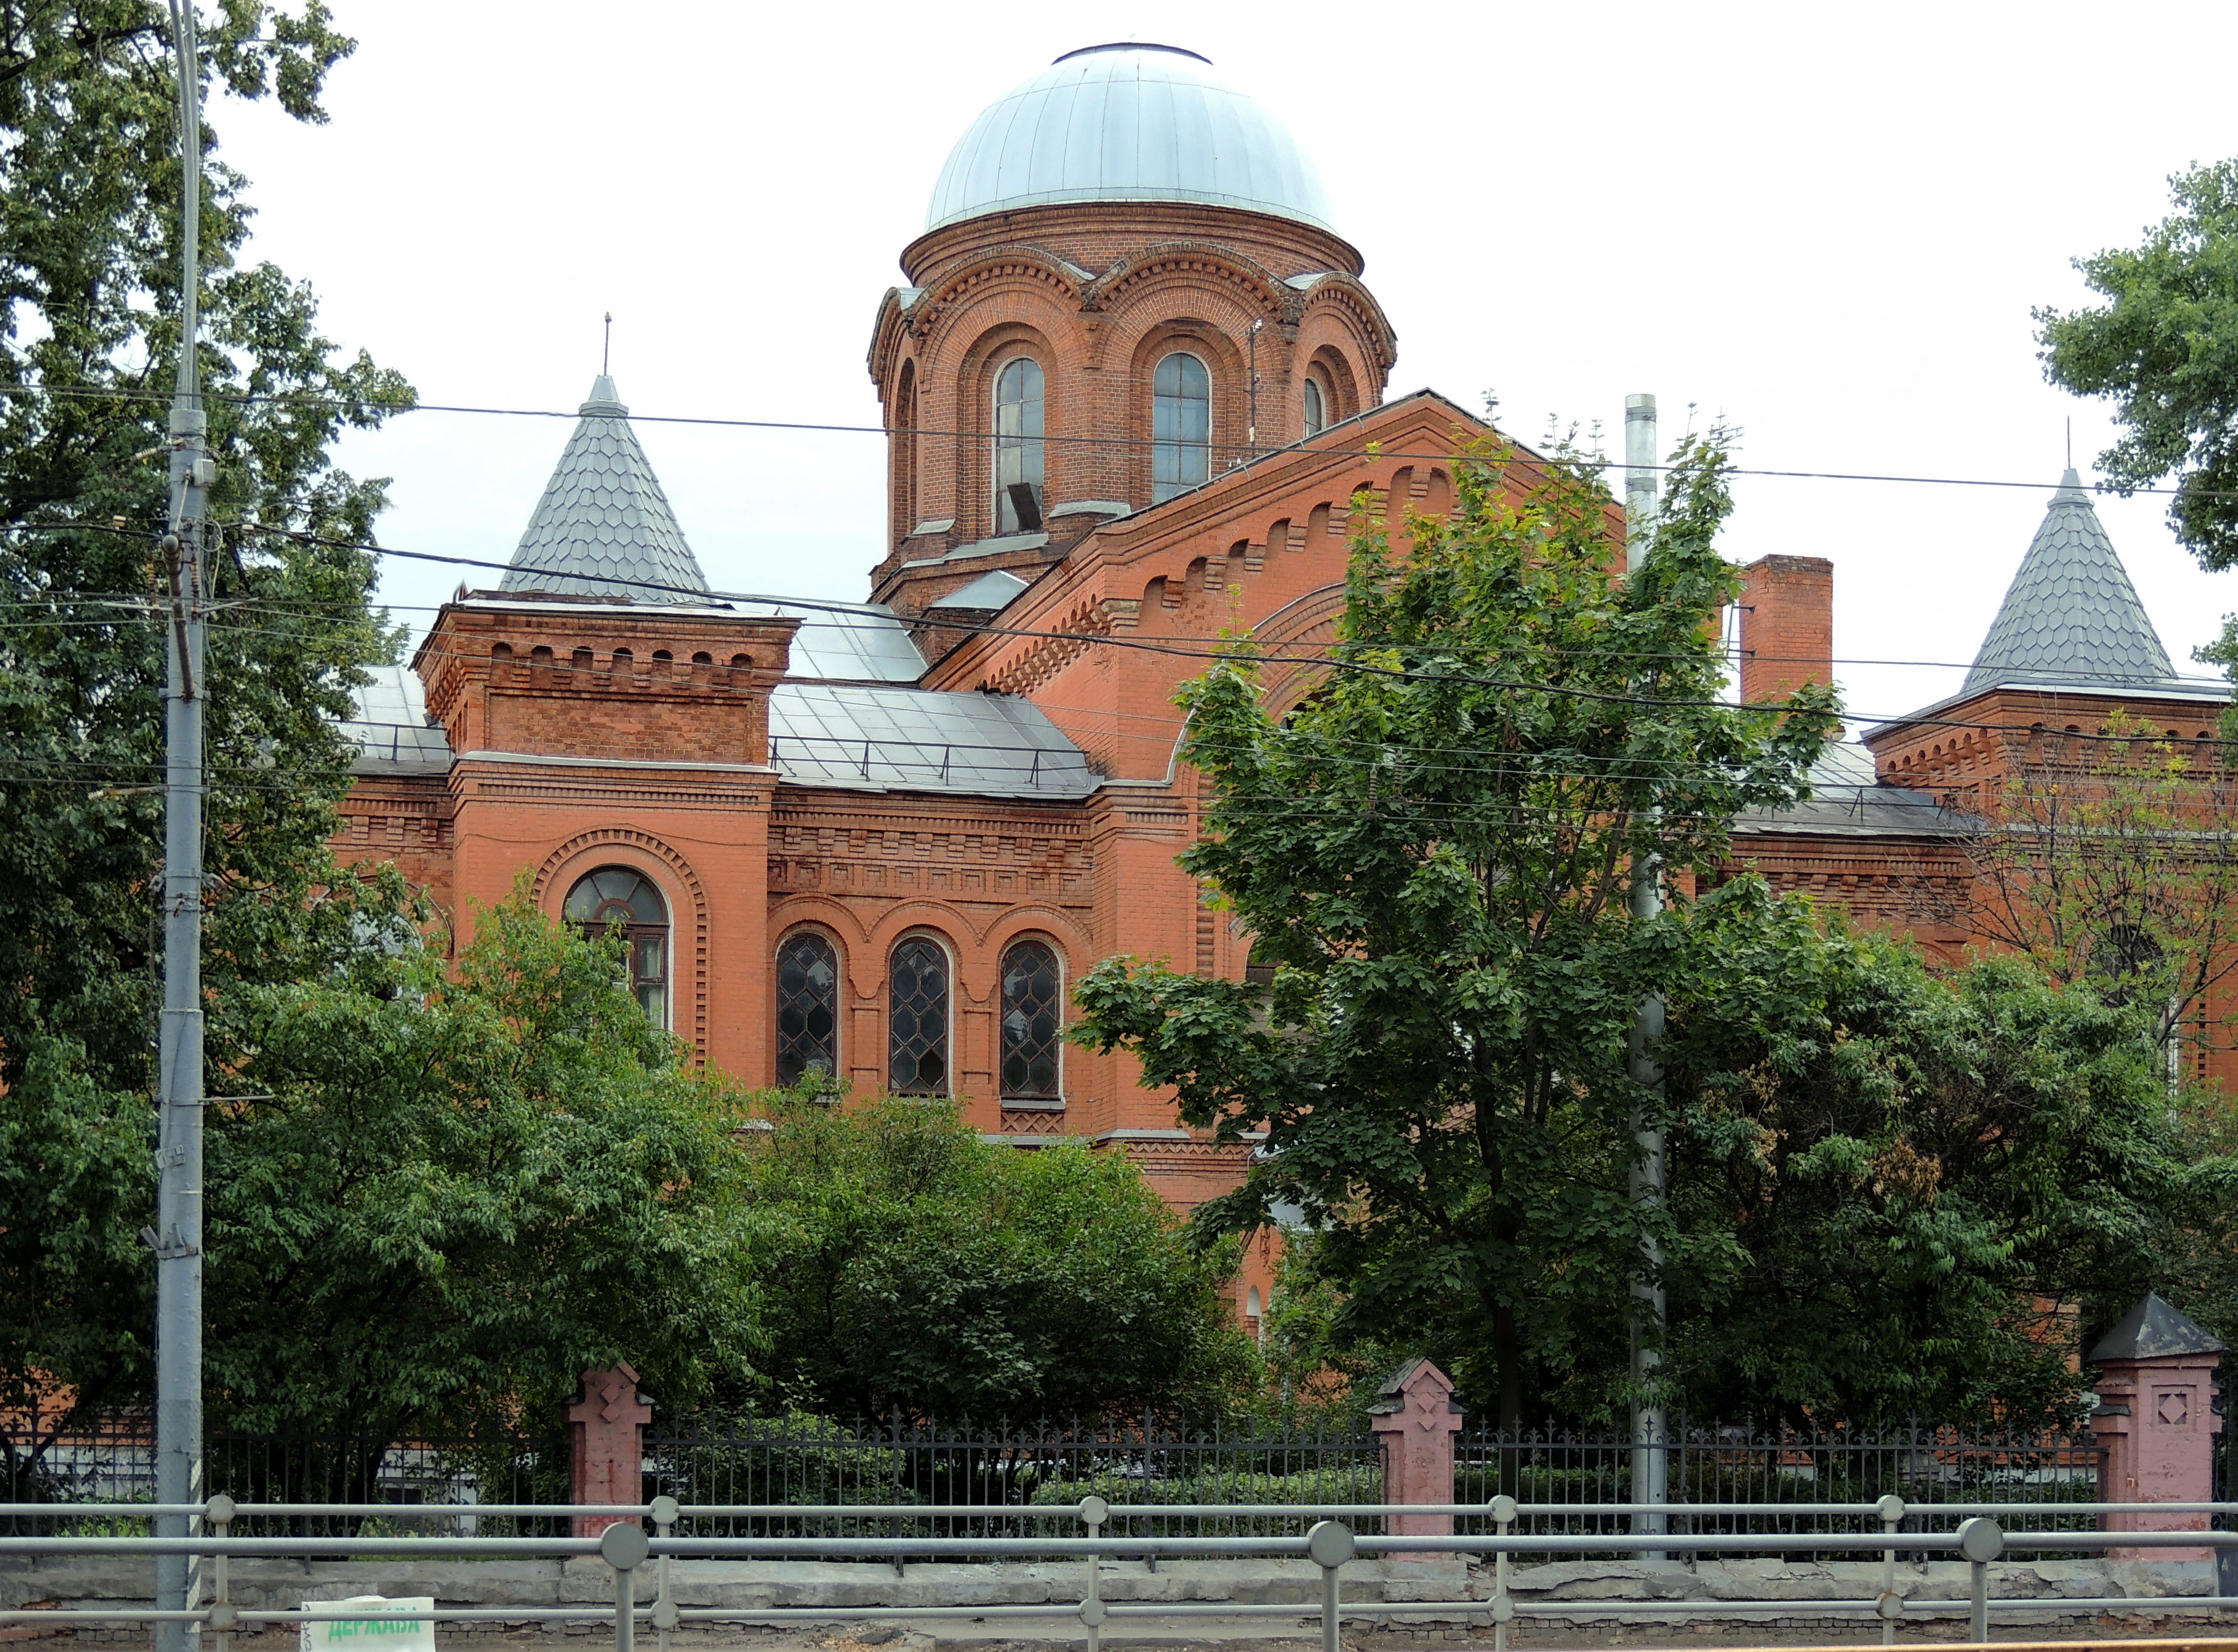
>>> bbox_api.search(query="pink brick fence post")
[1370,1357,1463,1553]
[2088,1293,2224,1563]
[568,1363,652,1538]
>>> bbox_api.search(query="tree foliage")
[1070,433,1838,1428]
[206,882,756,1437]
[1660,900,2215,1427]
[733,1096,1255,1422]
[2037,160,2238,571]
[0,1,414,1434]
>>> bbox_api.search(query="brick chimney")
[1738,555,1834,707]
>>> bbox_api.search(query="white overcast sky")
[213,0,2238,729]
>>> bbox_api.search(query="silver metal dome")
[925,44,1337,235]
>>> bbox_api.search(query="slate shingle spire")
[1964,469,2176,694]
[500,375,712,604]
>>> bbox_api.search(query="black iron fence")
[1455,1419,2102,1556]
[5,1410,2113,1553]
[0,1416,567,1535]
[644,1411,1384,1538]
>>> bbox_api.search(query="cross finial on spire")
[603,312,612,377]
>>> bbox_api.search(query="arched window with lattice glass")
[776,931,841,1087]
[1152,351,1210,501]
[563,867,669,1026]
[993,357,1045,532]
[888,935,950,1096]
[999,940,1062,1100]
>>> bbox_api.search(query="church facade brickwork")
[336,45,2231,1328]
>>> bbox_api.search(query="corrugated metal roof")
[1964,470,2180,694]
[501,376,712,604]
[341,664,453,775]
[770,683,1096,799]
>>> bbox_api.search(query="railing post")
[1956,1516,2001,1645]
[1079,1494,1108,1652]
[568,1364,653,1538]
[1307,1520,1355,1652]
[206,1494,236,1652]
[1875,1492,1905,1647]
[601,1518,649,1652]
[1488,1493,1516,1652]
[1368,1358,1463,1561]
[649,1494,678,1652]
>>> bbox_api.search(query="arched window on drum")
[992,357,1045,533]
[888,934,952,1096]
[999,940,1063,1100]
[775,931,841,1087]
[1152,352,1211,502]
[564,867,669,1026]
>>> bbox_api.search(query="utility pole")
[1624,392,1668,1555]
[153,3,211,1649]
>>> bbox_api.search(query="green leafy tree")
[733,1096,1255,1421]
[205,881,756,1439]
[2038,161,2238,571]
[1069,434,1838,1429]
[0,1,414,1446]
[1660,900,2215,1427]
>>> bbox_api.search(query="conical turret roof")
[500,376,712,604]
[1964,470,2177,694]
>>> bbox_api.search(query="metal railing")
[1455,1419,2102,1544]
[2,1497,2235,1652]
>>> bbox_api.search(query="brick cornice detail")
[983,596,1121,697]
[870,249,1089,386]
[1294,273,1399,375]
[1084,240,1293,317]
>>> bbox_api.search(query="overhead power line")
[8,523,2232,744]
[0,378,2232,501]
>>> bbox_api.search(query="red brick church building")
[339,43,2230,1310]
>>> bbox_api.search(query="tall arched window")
[1152,351,1211,502]
[893,359,917,536]
[1302,374,1327,437]
[888,935,950,1096]
[999,939,1062,1100]
[564,867,669,1025]
[993,357,1045,533]
[775,931,841,1087]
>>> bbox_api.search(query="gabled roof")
[500,376,712,604]
[1964,470,2179,696]
[2085,1291,2224,1364]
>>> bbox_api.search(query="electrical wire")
[0,377,2229,501]
[6,523,2232,754]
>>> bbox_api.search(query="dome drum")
[870,42,1391,577]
